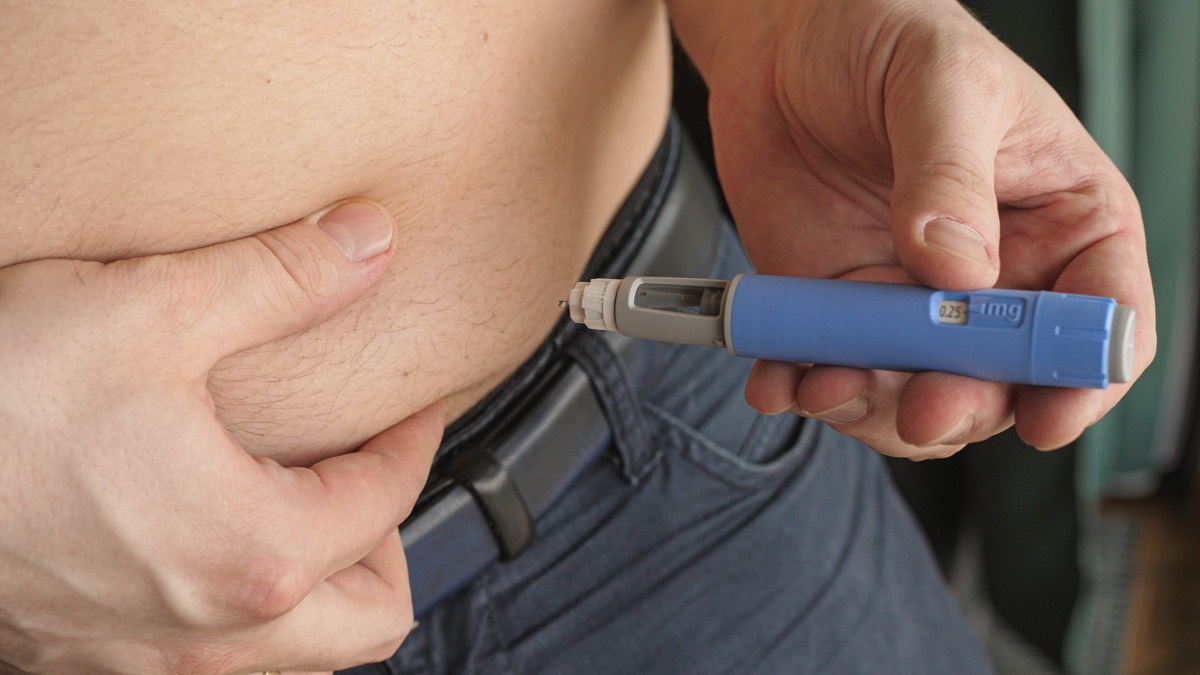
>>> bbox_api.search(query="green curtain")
[1079,0,1200,500]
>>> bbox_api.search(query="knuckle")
[220,554,310,623]
[943,39,1006,102]
[915,154,992,194]
[901,9,1008,93]
[896,15,1009,100]
[250,230,342,317]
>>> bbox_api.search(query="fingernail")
[1033,438,1075,452]
[923,218,990,268]
[767,403,801,416]
[318,201,393,262]
[921,414,977,447]
[804,396,869,424]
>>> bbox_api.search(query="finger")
[1014,226,1156,449]
[793,366,877,428]
[243,531,413,673]
[779,366,1011,461]
[214,401,444,629]
[1016,386,1108,451]
[271,401,446,585]
[745,360,809,415]
[795,367,942,460]
[115,199,397,365]
[885,22,1010,290]
[894,371,1015,448]
[791,366,933,458]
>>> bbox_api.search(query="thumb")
[886,37,1007,290]
[165,199,396,362]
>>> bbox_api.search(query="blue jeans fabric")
[345,123,992,674]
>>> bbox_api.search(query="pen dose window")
[632,283,723,316]
[931,293,1026,329]
[938,300,969,325]
[932,292,970,325]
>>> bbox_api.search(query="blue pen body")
[726,275,1121,388]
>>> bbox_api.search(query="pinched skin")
[0,0,672,465]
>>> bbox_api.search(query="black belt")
[400,120,726,617]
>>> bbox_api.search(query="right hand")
[0,200,445,674]
[669,0,1155,458]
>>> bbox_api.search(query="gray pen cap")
[567,277,730,348]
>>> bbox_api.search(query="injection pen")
[565,275,1136,389]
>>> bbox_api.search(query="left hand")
[668,0,1156,459]
[0,200,443,674]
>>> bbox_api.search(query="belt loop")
[444,443,535,561]
[564,331,658,484]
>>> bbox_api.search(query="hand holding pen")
[666,0,1155,459]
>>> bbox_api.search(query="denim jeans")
[342,119,992,675]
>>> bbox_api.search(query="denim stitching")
[564,332,659,484]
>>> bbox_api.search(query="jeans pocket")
[643,401,818,490]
